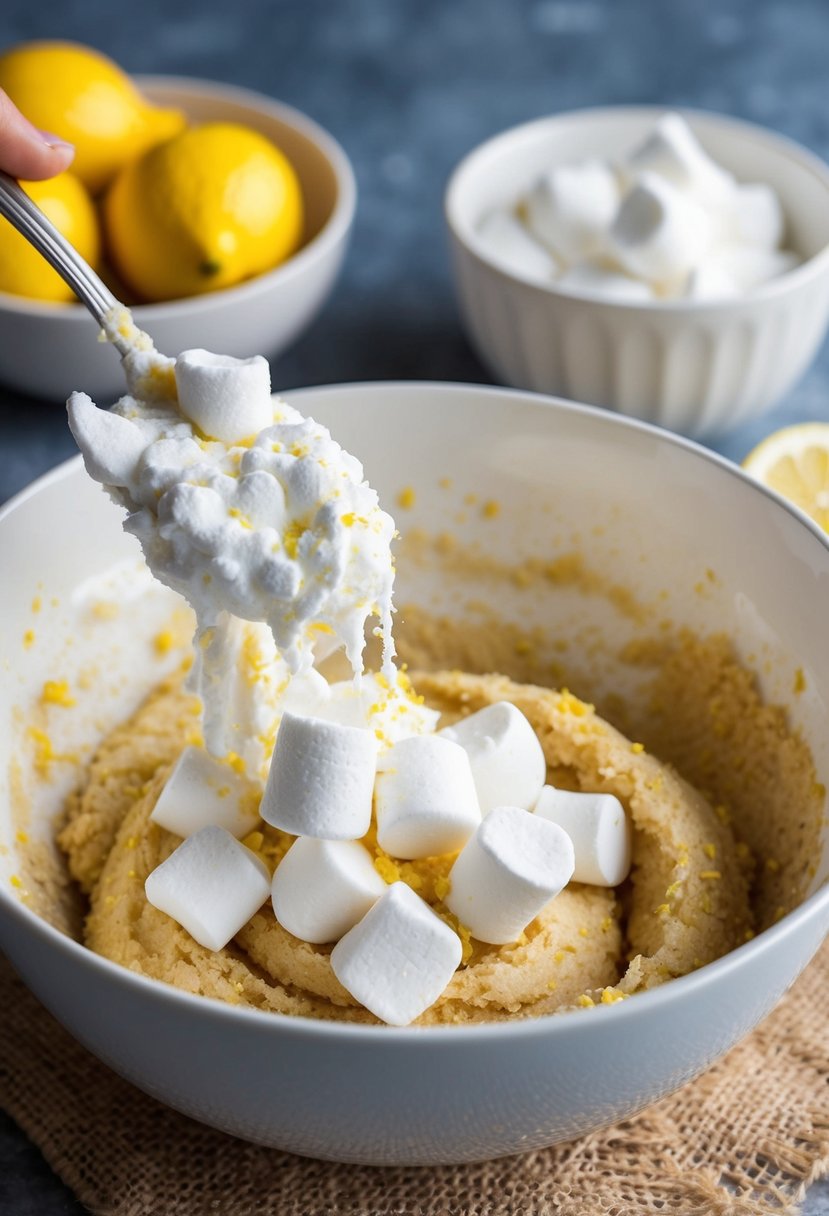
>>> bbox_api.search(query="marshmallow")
[174,349,274,444]
[683,260,741,301]
[534,786,631,887]
[556,259,655,302]
[272,838,386,943]
[374,735,481,859]
[150,746,260,838]
[445,805,574,945]
[610,172,713,283]
[261,711,377,839]
[439,701,546,816]
[725,183,785,249]
[476,208,558,282]
[67,393,147,487]
[145,825,270,950]
[624,112,735,205]
[524,159,620,262]
[713,245,800,292]
[330,882,462,1025]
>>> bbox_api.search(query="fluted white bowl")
[446,107,829,437]
[0,77,356,403]
[1,383,829,1164]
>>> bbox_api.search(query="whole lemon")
[0,41,185,193]
[0,173,100,302]
[103,122,304,302]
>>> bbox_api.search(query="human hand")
[0,86,74,178]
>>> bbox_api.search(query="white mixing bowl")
[0,77,356,403]
[446,107,829,437]
[1,382,828,1164]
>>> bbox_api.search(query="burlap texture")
[1,943,828,1216]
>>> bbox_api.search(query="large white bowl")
[446,107,829,437]
[1,382,828,1165]
[0,77,356,403]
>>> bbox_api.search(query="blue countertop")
[0,0,828,1211]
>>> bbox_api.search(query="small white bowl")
[1,383,828,1164]
[0,77,356,403]
[446,106,829,436]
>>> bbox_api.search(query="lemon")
[0,173,100,302]
[0,41,185,193]
[743,423,829,532]
[103,122,304,302]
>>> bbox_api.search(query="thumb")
[0,87,75,180]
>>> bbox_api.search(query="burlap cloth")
[2,942,828,1216]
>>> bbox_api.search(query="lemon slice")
[742,423,829,532]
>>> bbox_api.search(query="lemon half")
[742,423,829,532]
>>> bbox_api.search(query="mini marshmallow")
[67,393,147,487]
[272,838,386,944]
[145,824,270,950]
[524,159,620,262]
[624,112,735,205]
[556,259,656,302]
[712,244,800,292]
[330,882,462,1025]
[445,805,574,945]
[534,786,632,887]
[724,183,785,249]
[683,260,741,300]
[374,735,481,859]
[610,171,713,284]
[476,208,559,282]
[261,711,377,839]
[439,701,546,816]
[174,349,273,444]
[150,746,260,838]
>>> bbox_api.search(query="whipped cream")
[69,312,398,768]
[478,112,800,302]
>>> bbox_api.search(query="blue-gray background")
[1,0,828,1212]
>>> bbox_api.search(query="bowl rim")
[0,74,357,320]
[444,103,829,312]
[2,379,829,1043]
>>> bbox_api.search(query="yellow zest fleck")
[10,874,23,889]
[578,926,589,938]
[556,689,591,717]
[127,869,136,879]
[228,507,253,530]
[645,775,663,792]
[600,915,612,932]
[92,599,119,620]
[793,667,807,694]
[31,596,42,614]
[225,752,246,776]
[701,893,712,915]
[703,842,717,861]
[15,830,28,845]
[242,828,265,854]
[631,742,645,754]
[482,500,500,519]
[700,870,721,881]
[655,903,670,916]
[434,874,451,901]
[577,994,595,1008]
[765,857,781,873]
[23,629,35,649]
[600,987,625,1005]
[41,679,76,708]
[289,442,309,458]
[341,512,356,527]
[284,519,307,559]
[374,853,401,884]
[546,980,557,992]
[154,629,175,655]
[554,950,565,963]
[665,881,682,899]
[125,837,138,850]
[397,486,416,510]
[234,981,244,994]
[438,477,452,490]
